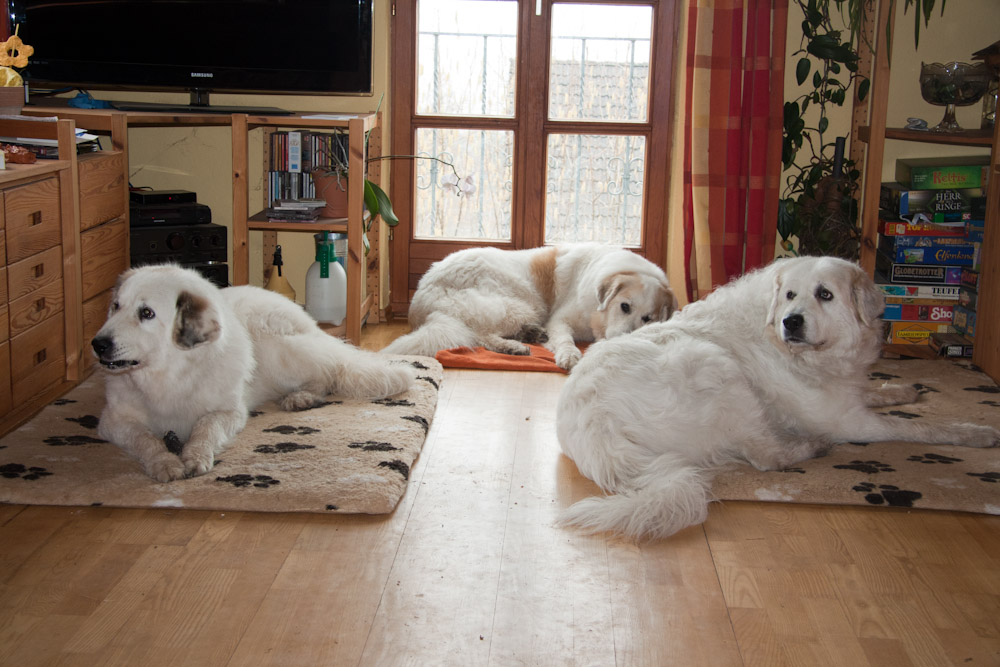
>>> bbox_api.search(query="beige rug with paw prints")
[0,356,442,515]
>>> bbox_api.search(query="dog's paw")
[279,391,328,412]
[955,424,1000,448]
[555,347,582,370]
[146,454,186,482]
[182,450,216,478]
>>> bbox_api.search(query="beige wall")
[782,0,998,257]
[72,2,393,301]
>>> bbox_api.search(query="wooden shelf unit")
[855,0,1000,380]
[232,112,380,343]
[26,105,383,345]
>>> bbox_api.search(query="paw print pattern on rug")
[263,425,321,436]
[780,467,807,474]
[912,383,939,395]
[44,435,106,446]
[349,441,400,452]
[408,360,430,370]
[402,415,429,433]
[216,474,280,489]
[52,398,78,406]
[884,410,921,420]
[418,375,440,390]
[66,414,100,429]
[907,453,963,464]
[834,460,895,474]
[967,472,1000,484]
[378,459,410,479]
[964,384,1000,394]
[869,371,901,381]
[852,482,922,507]
[373,397,414,408]
[0,463,54,480]
[979,400,1000,408]
[254,442,316,454]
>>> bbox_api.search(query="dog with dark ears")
[92,265,414,482]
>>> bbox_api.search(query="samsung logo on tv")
[190,72,214,78]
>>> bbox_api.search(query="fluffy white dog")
[557,256,1000,540]
[91,265,415,482]
[384,243,677,369]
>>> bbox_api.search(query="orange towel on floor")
[435,344,573,373]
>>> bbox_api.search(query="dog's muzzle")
[91,336,139,370]
[781,313,808,344]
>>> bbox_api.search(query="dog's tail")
[558,455,712,541]
[383,311,477,357]
[307,336,415,400]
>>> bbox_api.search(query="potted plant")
[779,0,947,259]
[311,138,471,229]
[0,27,32,114]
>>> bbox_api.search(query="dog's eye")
[111,301,120,312]
[785,290,796,300]
[138,307,155,321]
[816,287,833,301]
[620,302,631,314]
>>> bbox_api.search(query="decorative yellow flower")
[0,34,33,69]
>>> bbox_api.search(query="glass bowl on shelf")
[918,61,994,132]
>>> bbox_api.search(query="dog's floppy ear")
[173,290,221,349]
[851,266,885,326]
[765,266,786,328]
[597,274,626,311]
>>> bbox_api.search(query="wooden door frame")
[389,0,681,317]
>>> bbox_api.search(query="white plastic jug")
[305,232,347,325]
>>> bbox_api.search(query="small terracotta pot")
[312,171,348,219]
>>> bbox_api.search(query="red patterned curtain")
[668,0,788,303]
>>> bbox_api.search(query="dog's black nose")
[782,314,804,333]
[92,336,113,356]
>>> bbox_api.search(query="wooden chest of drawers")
[0,173,69,418]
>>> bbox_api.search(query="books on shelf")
[881,299,955,323]
[875,153,991,348]
[928,332,974,358]
[268,129,349,206]
[876,235,978,267]
[894,155,990,190]
[879,183,984,220]
[264,198,326,223]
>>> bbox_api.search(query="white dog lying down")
[557,256,1000,540]
[91,265,415,482]
[385,243,677,369]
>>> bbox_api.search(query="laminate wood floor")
[1,322,997,666]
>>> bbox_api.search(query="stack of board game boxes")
[875,155,988,355]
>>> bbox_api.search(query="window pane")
[413,127,514,241]
[544,134,645,246]
[417,0,518,117]
[549,3,652,122]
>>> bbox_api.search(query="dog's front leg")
[866,383,919,408]
[545,318,581,369]
[182,409,249,477]
[831,407,999,448]
[98,416,186,482]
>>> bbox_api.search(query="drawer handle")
[29,211,42,226]
[34,348,47,366]
[34,297,46,312]
[33,263,45,279]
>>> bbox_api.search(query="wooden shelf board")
[247,211,347,233]
[859,125,994,147]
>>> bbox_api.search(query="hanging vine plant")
[778,0,948,259]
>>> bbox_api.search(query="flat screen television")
[10,0,374,113]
